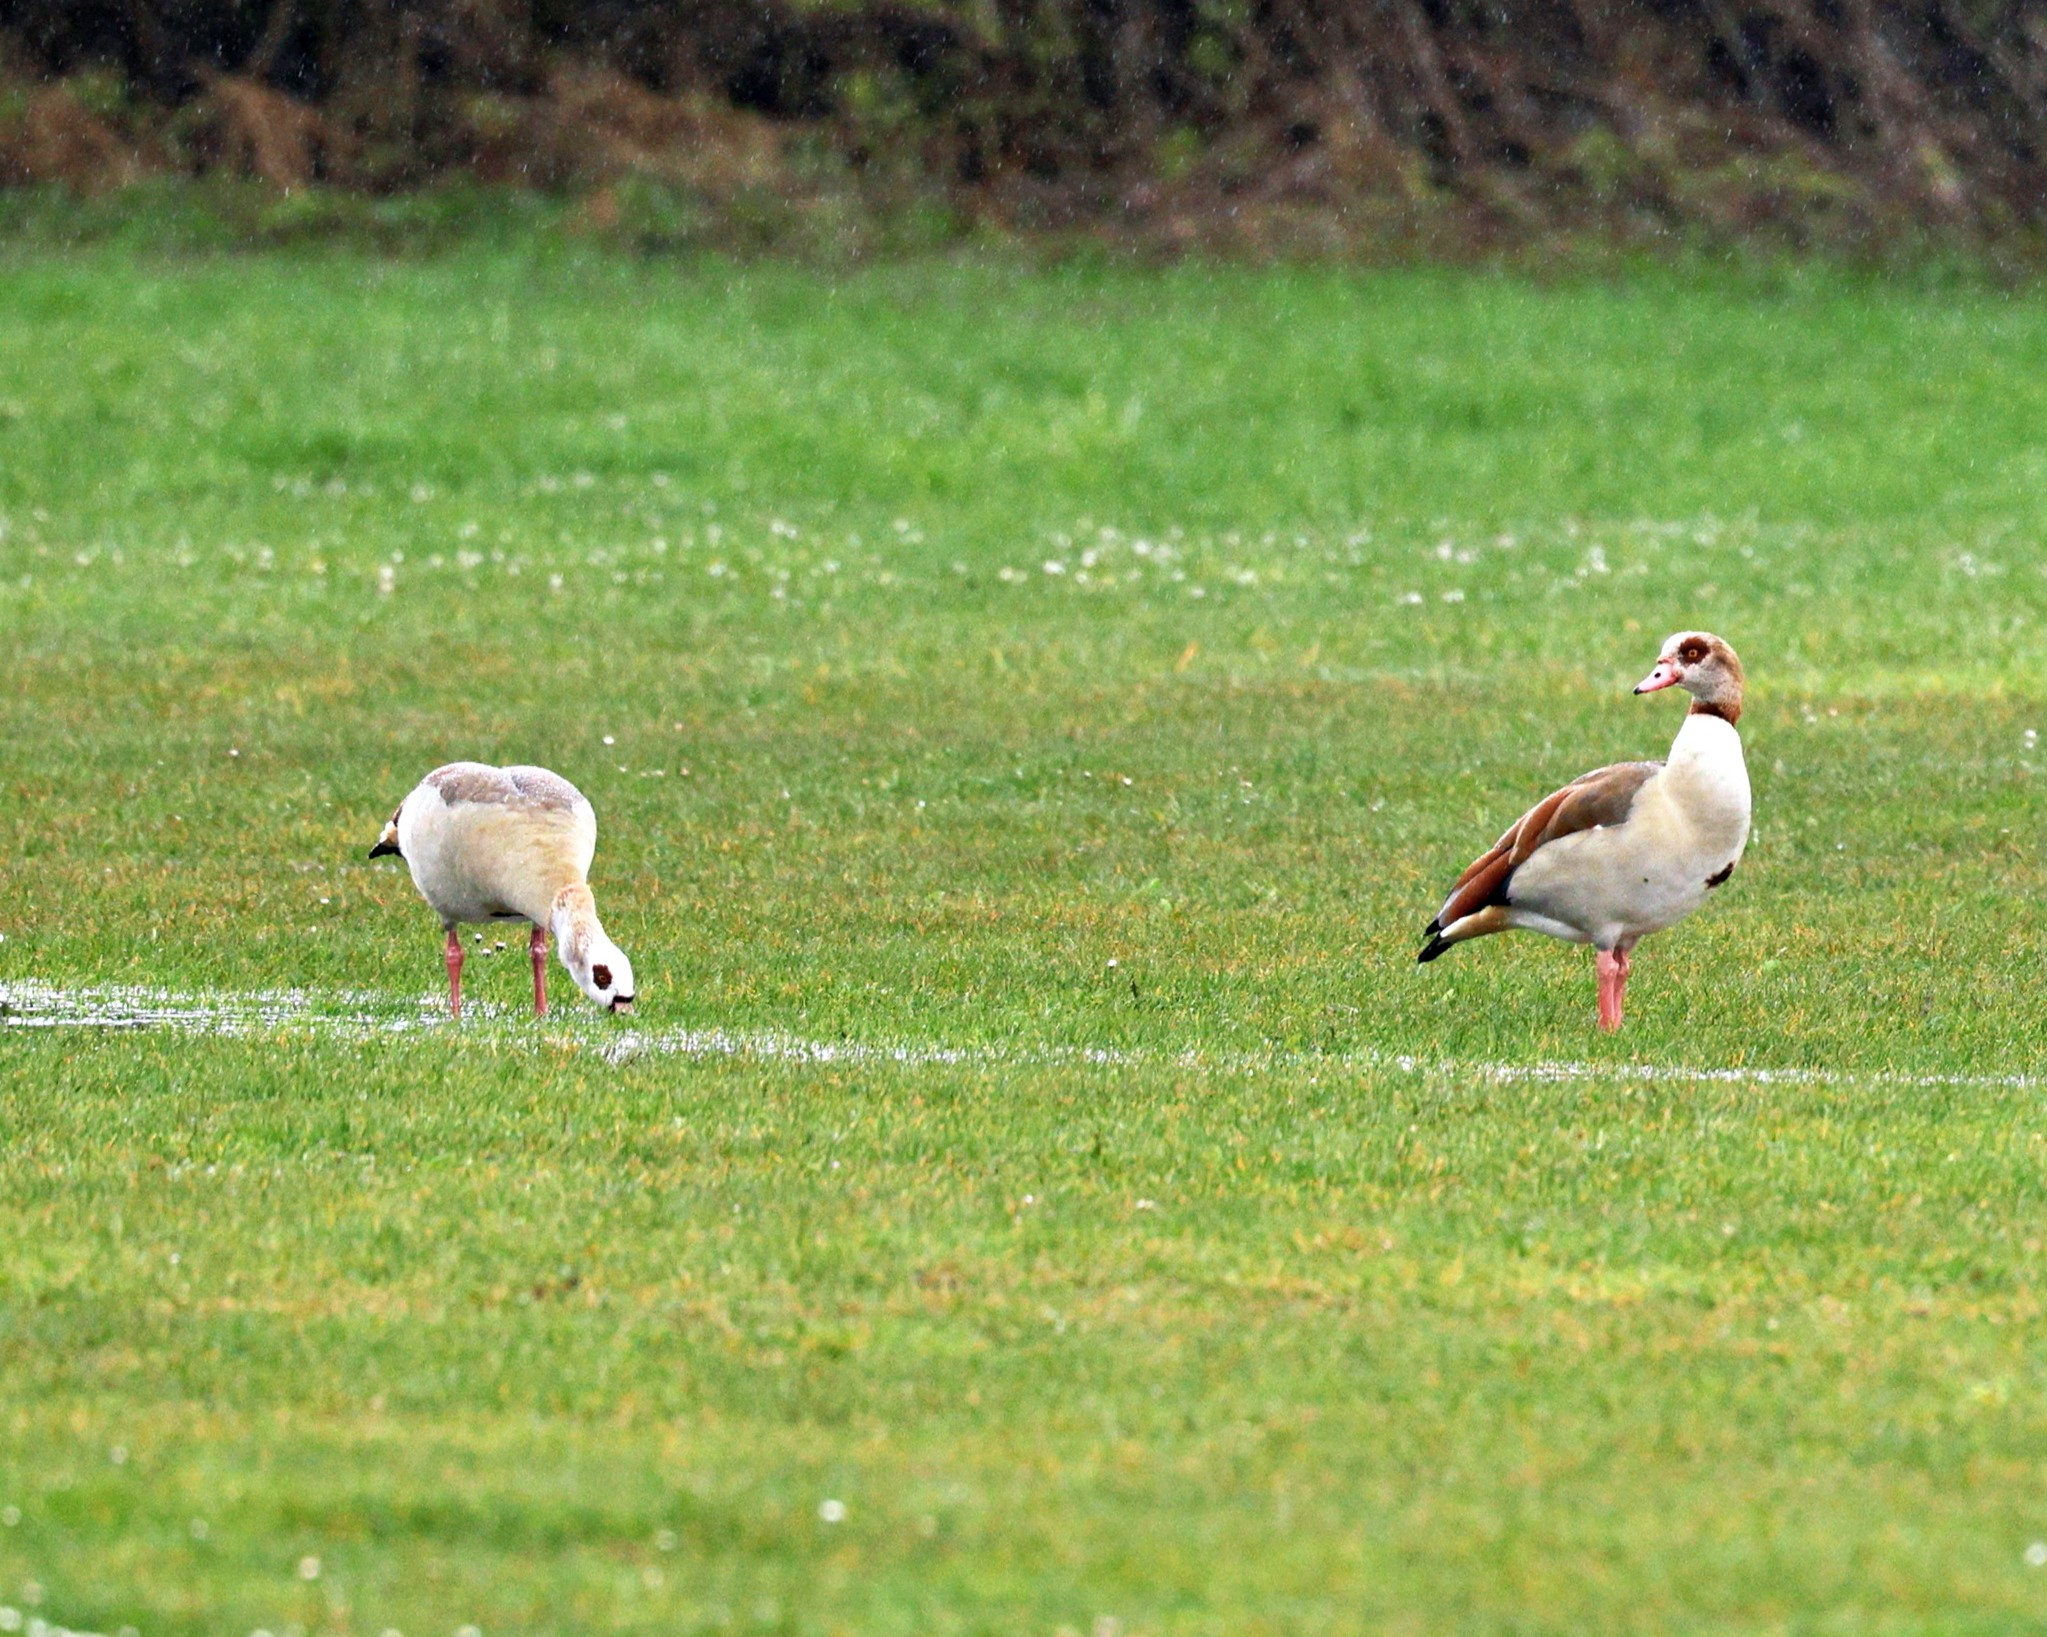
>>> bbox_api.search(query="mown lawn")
[5,243,2047,1634]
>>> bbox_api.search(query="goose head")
[1635,631,1744,720]
[571,933,636,1016]
[551,886,637,1014]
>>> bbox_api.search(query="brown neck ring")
[1689,699,1742,726]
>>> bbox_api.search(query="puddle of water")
[3,979,2038,1094]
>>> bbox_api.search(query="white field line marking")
[0,979,438,1035]
[1,978,2041,1093]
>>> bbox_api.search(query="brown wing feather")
[426,762,586,814]
[1430,761,1662,931]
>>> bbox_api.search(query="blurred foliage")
[1,0,2045,254]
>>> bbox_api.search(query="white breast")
[1658,712,1751,859]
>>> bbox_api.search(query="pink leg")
[530,925,549,1017]
[1595,948,1623,1032]
[444,928,464,1020]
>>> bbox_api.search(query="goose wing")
[425,762,587,814]
[1422,761,1662,947]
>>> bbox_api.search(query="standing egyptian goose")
[1417,632,1750,1031]
[369,762,636,1019]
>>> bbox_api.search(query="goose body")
[1418,633,1751,1030]
[1490,714,1750,948]
[370,762,635,1017]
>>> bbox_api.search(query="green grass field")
[7,242,2047,1635]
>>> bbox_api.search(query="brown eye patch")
[1680,641,1708,663]
[592,964,613,989]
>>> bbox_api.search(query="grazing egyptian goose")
[369,762,636,1019]
[1417,632,1750,1031]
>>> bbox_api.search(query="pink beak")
[1634,659,1682,694]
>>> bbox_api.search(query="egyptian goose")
[1417,632,1750,1031]
[369,762,636,1018]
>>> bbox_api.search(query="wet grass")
[5,244,2047,1634]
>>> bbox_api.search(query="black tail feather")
[1417,931,1452,964]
